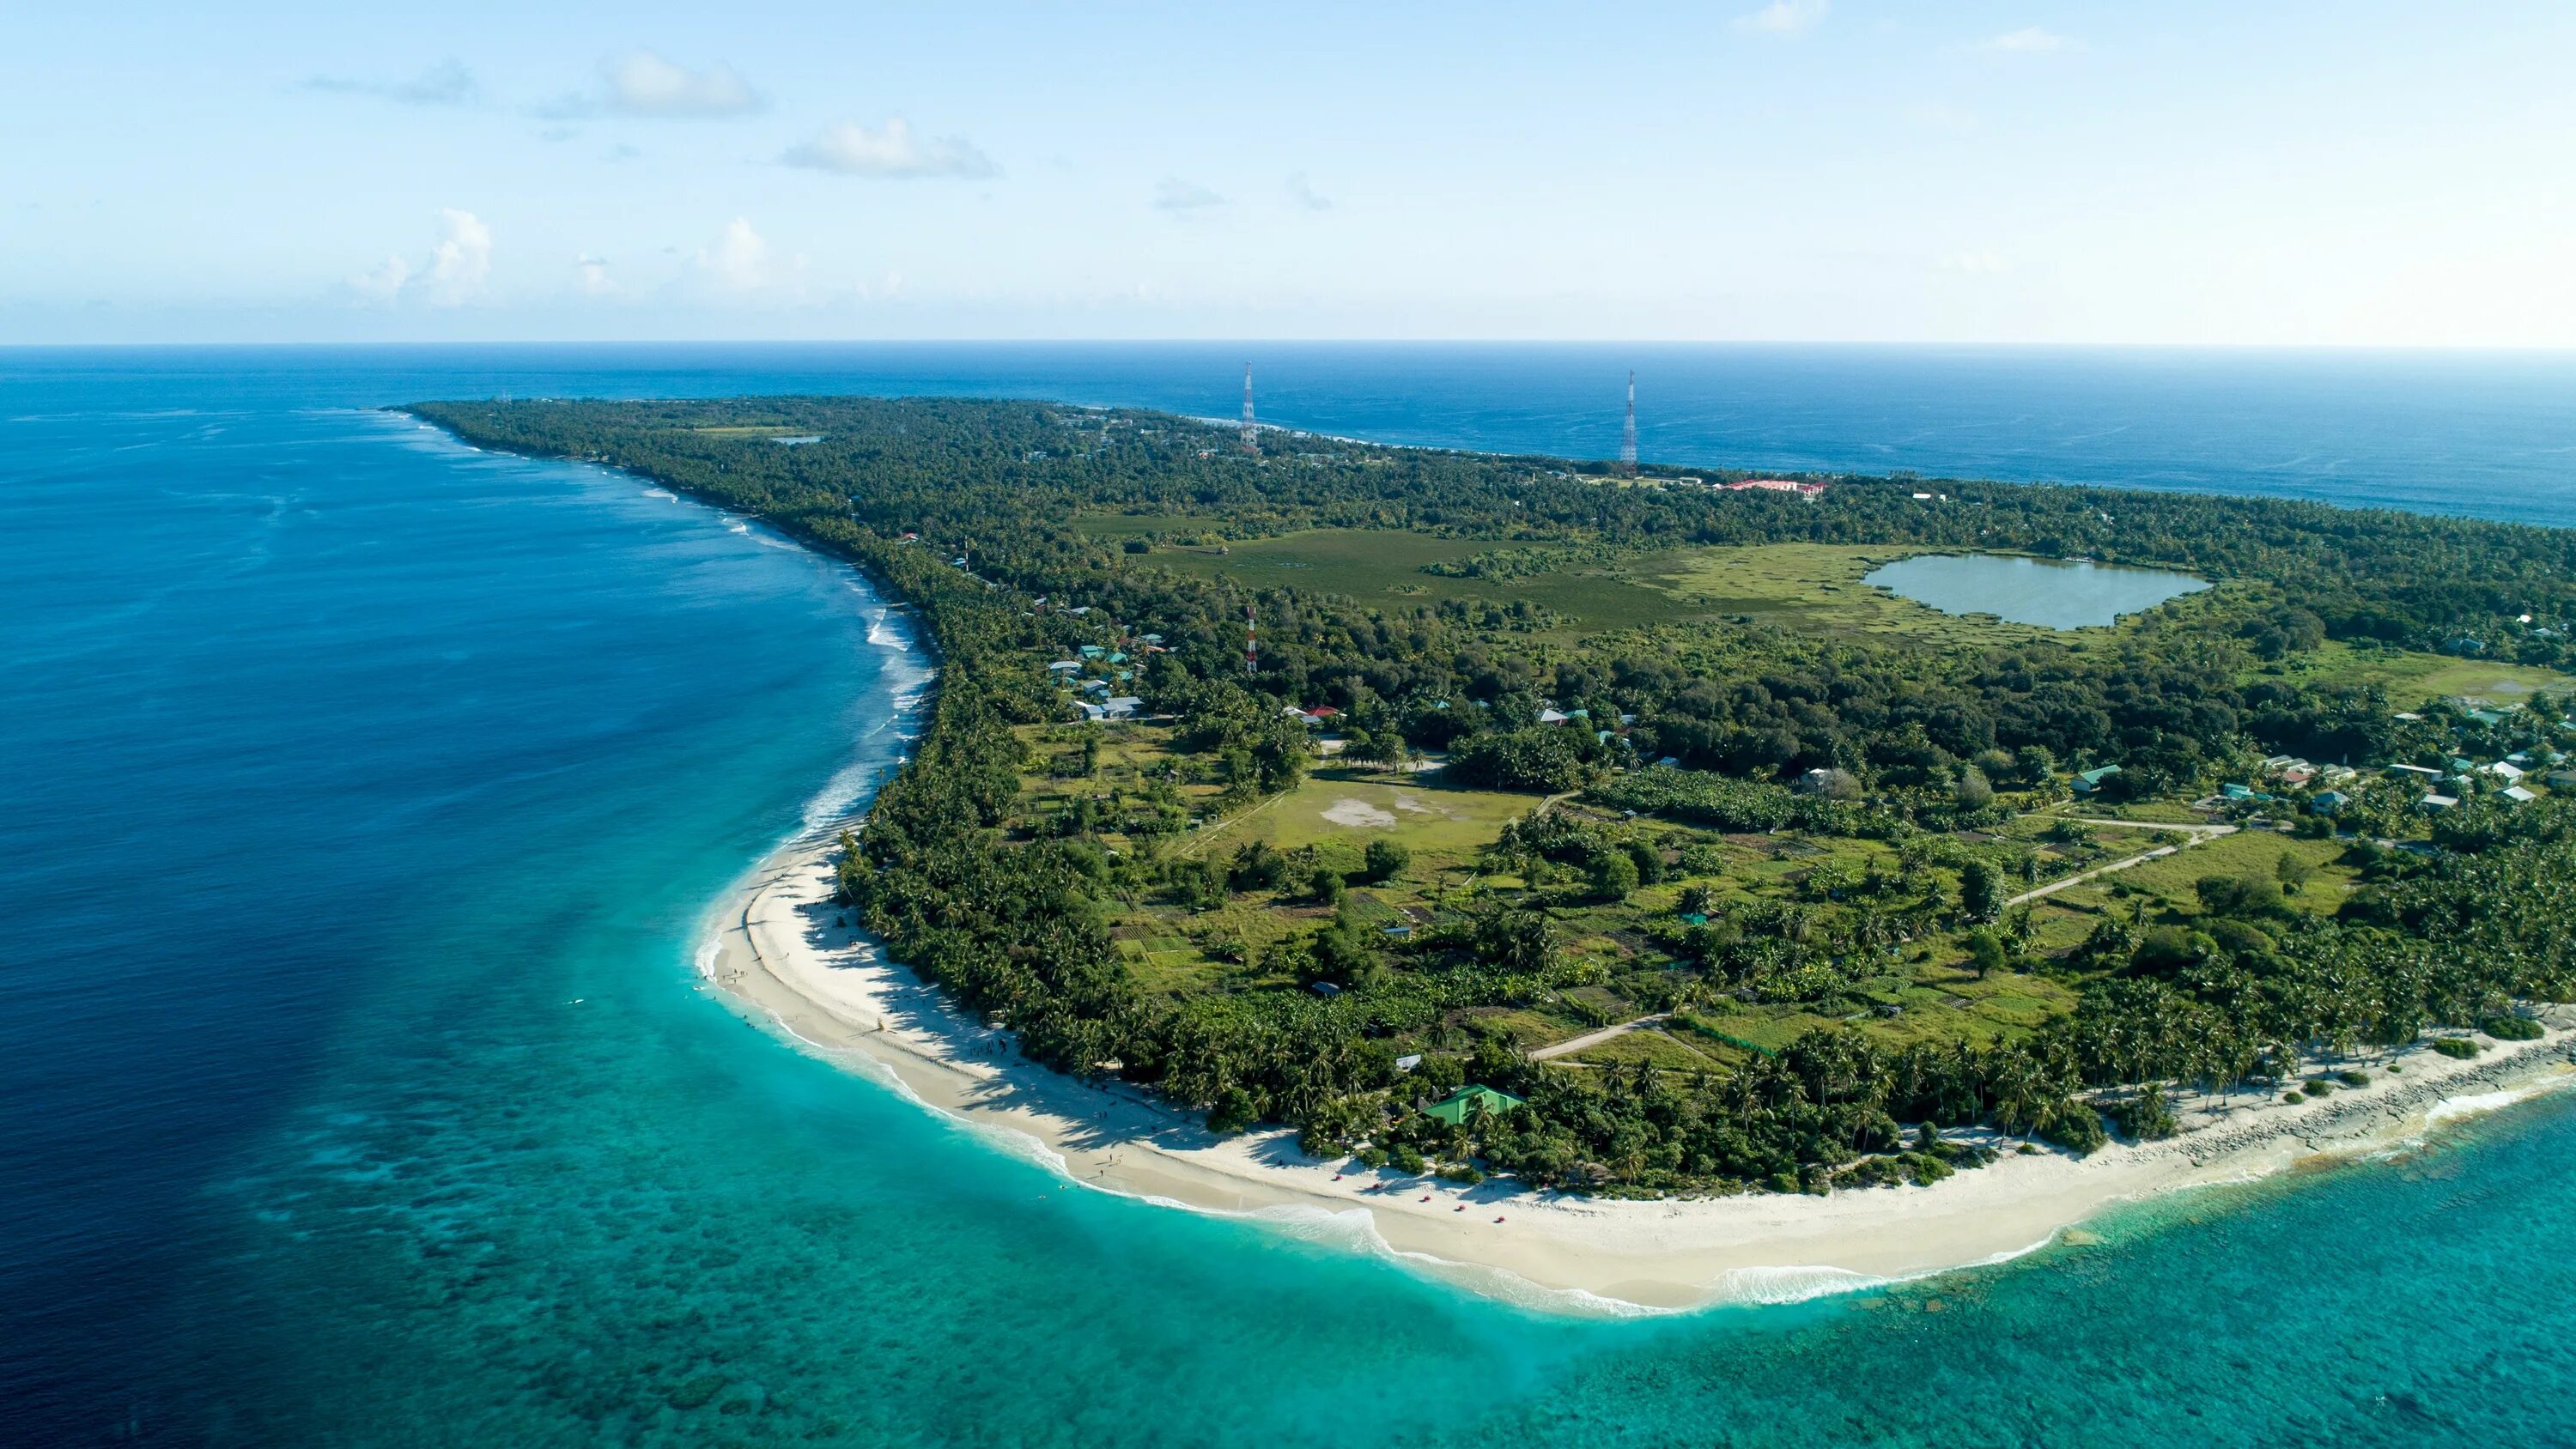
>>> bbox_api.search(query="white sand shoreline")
[699,840,2576,1315]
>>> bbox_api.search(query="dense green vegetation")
[412,395,2576,1198]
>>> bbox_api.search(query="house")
[2392,712,2425,722]
[1726,479,1827,499]
[1047,660,1083,675]
[1394,1054,1424,1073]
[2486,761,2528,782]
[2071,765,2122,795]
[1103,696,1142,720]
[2501,785,2540,804]
[2310,790,2352,815]
[1076,701,1105,722]
[1423,1084,1527,1125]
[2319,764,2358,784]
[2278,766,2318,786]
[2389,763,2444,781]
[2549,771,2576,791]
[1081,678,1109,695]
[2221,783,2255,800]
[1537,707,1571,725]
[2420,793,2459,811]
[1078,644,1105,658]
[2445,757,2476,774]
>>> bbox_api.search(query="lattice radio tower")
[1241,363,1258,454]
[1619,370,1638,476]
[1243,603,1259,673]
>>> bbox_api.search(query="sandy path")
[2008,822,2238,906]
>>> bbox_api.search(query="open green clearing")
[2262,640,2573,701]
[1183,769,1540,861]
[1123,528,2236,645]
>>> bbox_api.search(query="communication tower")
[1619,371,1637,476]
[1241,363,1258,454]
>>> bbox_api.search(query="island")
[410,395,2576,1308]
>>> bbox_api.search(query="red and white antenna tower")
[1240,363,1258,454]
[1619,370,1637,476]
[1243,602,1258,673]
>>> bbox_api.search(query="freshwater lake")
[1864,552,2209,629]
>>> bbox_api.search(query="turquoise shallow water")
[6,348,2576,1447]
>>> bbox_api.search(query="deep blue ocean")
[5,344,2576,1447]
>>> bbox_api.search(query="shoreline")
[700,838,2576,1315]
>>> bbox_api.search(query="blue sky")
[5,2,2573,344]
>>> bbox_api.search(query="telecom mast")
[1243,603,1259,673]
[1241,363,1258,454]
[1619,371,1637,476]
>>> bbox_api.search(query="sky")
[5,1,2574,346]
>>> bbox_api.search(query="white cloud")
[303,58,478,106]
[1155,177,1226,212]
[1986,27,2081,52]
[346,209,489,306]
[574,255,617,296]
[603,51,761,117]
[781,118,997,179]
[697,218,770,290]
[1938,249,2011,275]
[1735,0,1826,35]
[422,209,492,305]
[349,255,411,303]
[1286,173,1332,211]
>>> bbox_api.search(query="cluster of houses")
[1720,478,1828,500]
[2071,732,2567,822]
[1048,629,1163,724]
[2390,753,2563,810]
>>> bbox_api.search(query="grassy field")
[1182,768,1542,864]
[2262,640,2572,704]
[1126,529,2221,644]
[1635,543,2066,645]
[2033,827,2355,928]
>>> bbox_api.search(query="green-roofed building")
[2071,764,2122,794]
[1423,1084,1526,1125]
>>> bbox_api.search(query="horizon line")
[8,337,2576,355]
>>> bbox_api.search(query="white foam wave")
[1713,1264,1884,1306]
[797,755,886,836]
[860,605,915,650]
[2426,1087,2539,1127]
[643,488,677,500]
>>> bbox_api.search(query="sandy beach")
[701,840,2576,1314]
